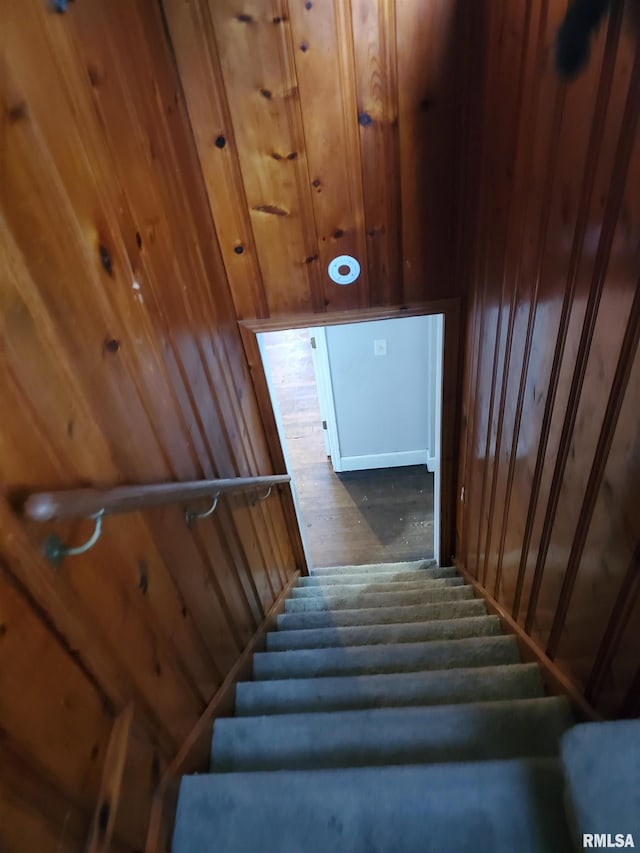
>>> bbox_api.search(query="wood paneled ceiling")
[163,0,468,319]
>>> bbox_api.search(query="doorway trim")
[238,299,461,568]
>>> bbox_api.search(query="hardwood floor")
[261,328,434,568]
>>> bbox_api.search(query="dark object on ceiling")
[556,0,610,79]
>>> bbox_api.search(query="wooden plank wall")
[458,0,640,720]
[162,0,469,320]
[0,1,302,849]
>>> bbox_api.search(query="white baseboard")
[338,449,429,472]
[426,453,437,473]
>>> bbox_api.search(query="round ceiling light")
[328,254,361,285]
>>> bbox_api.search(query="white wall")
[323,315,439,470]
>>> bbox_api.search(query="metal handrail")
[23,475,290,567]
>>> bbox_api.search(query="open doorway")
[257,314,444,570]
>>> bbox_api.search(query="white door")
[309,329,333,459]
[431,314,444,566]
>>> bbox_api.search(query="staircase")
[171,560,633,852]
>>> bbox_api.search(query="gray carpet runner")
[171,560,624,852]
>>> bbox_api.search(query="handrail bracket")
[252,486,272,505]
[43,510,105,568]
[185,494,219,528]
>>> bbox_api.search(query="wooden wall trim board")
[241,300,461,566]
[144,777,181,853]
[85,705,135,853]
[145,571,300,853]
[455,563,602,723]
[239,300,458,334]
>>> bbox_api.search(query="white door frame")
[309,327,343,471]
[432,315,444,566]
[258,318,444,566]
[242,299,461,569]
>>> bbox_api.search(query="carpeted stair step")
[311,559,437,575]
[267,615,503,651]
[560,720,640,846]
[253,635,519,679]
[299,566,458,587]
[284,584,473,613]
[235,663,543,715]
[291,576,465,598]
[172,759,573,853]
[211,697,572,771]
[277,598,486,631]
